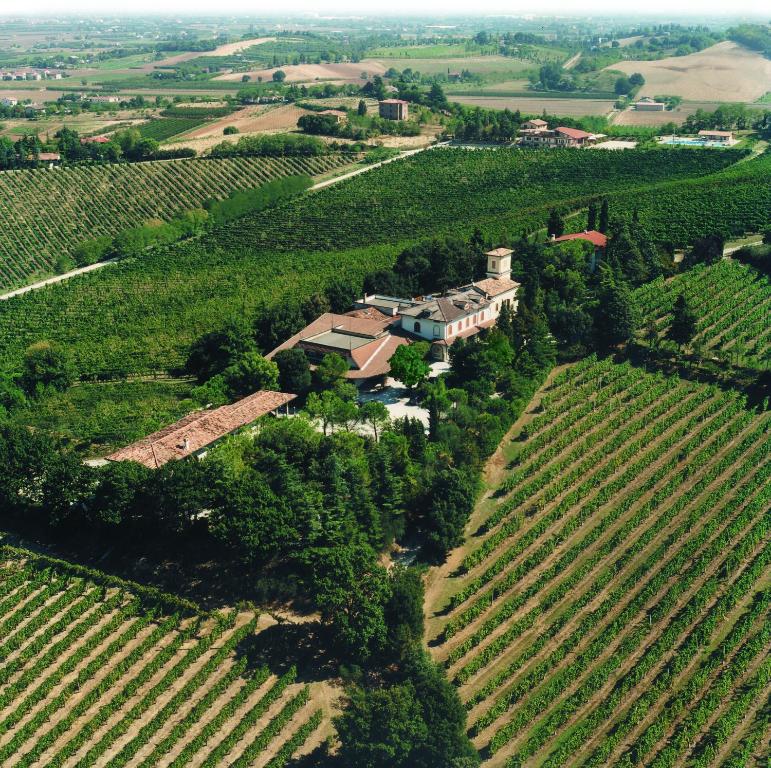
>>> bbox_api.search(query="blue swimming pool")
[658,137,728,148]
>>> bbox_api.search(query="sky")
[0,0,766,16]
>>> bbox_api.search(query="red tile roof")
[556,127,592,140]
[105,390,296,468]
[474,276,521,297]
[81,135,111,144]
[698,130,732,137]
[553,230,607,248]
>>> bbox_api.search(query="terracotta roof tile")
[553,230,607,248]
[105,390,296,468]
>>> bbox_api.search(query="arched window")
[413,321,421,333]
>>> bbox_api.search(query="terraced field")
[635,259,771,370]
[426,356,770,767]
[0,548,327,768]
[0,154,353,291]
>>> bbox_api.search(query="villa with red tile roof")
[358,248,520,361]
[519,126,596,148]
[552,230,608,270]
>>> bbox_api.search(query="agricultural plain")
[426,355,770,767]
[0,548,326,768]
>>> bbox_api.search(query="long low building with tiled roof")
[105,390,296,468]
[266,311,410,382]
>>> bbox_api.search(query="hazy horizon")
[0,2,767,18]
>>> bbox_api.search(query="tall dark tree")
[547,208,565,238]
[598,198,609,233]
[667,293,698,348]
[587,201,597,231]
[594,268,639,348]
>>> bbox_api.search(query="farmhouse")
[635,97,666,111]
[1,97,18,107]
[552,230,608,269]
[105,390,297,469]
[697,129,733,143]
[80,135,111,144]
[267,309,410,383]
[519,126,596,148]
[379,99,409,121]
[521,118,548,130]
[90,95,120,104]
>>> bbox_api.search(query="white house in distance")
[358,248,520,361]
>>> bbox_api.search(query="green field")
[0,547,323,767]
[136,117,208,141]
[427,355,770,767]
[9,379,194,454]
[0,154,353,290]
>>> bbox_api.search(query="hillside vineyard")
[0,149,769,379]
[0,154,351,290]
[428,357,769,767]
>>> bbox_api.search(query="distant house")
[318,109,347,124]
[80,135,111,144]
[105,390,297,468]
[379,99,409,121]
[357,248,520,361]
[89,95,120,104]
[519,126,595,148]
[1,97,18,107]
[267,310,409,384]
[635,97,666,111]
[698,130,734,143]
[552,230,608,270]
[521,118,548,130]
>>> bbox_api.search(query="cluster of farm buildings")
[1,69,64,81]
[105,235,606,468]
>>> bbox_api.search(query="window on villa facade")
[414,321,421,333]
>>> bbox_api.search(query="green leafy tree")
[272,69,286,82]
[424,467,479,559]
[615,75,632,95]
[309,543,391,663]
[273,348,311,393]
[21,340,75,395]
[360,400,390,441]
[599,198,609,233]
[594,268,639,347]
[186,320,256,382]
[357,99,368,116]
[667,292,698,348]
[222,352,279,398]
[315,352,350,389]
[388,342,430,388]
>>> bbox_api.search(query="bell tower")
[485,247,513,280]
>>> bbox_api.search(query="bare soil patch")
[607,42,771,102]
[215,60,388,83]
[450,95,616,117]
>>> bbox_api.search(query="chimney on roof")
[584,229,589,234]
[550,234,556,242]
[183,438,190,451]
